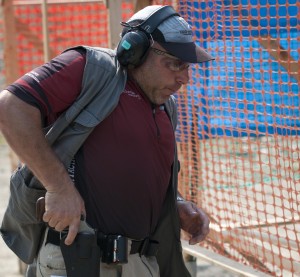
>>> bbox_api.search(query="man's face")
[129,43,190,105]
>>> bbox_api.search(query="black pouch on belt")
[60,231,100,277]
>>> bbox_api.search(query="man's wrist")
[177,195,185,202]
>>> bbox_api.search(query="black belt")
[46,228,159,257]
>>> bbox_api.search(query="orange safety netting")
[174,1,299,276]
[5,1,133,76]
[0,0,299,276]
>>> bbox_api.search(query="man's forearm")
[0,90,72,191]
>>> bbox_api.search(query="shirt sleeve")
[6,47,87,125]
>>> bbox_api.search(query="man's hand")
[177,200,210,245]
[43,184,85,245]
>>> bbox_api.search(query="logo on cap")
[179,30,192,35]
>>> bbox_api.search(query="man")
[0,5,213,277]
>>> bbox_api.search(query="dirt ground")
[0,136,239,277]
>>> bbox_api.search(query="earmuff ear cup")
[117,6,178,68]
[116,30,150,68]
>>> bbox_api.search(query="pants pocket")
[37,241,66,277]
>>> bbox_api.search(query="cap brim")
[158,42,214,63]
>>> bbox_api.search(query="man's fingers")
[42,211,51,223]
[54,222,68,232]
[64,221,80,245]
[47,218,59,228]
[194,205,210,230]
[186,204,210,245]
[189,234,205,245]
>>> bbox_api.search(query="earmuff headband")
[136,6,179,34]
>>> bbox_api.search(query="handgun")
[36,196,45,222]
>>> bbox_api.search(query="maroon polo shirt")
[7,48,175,239]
